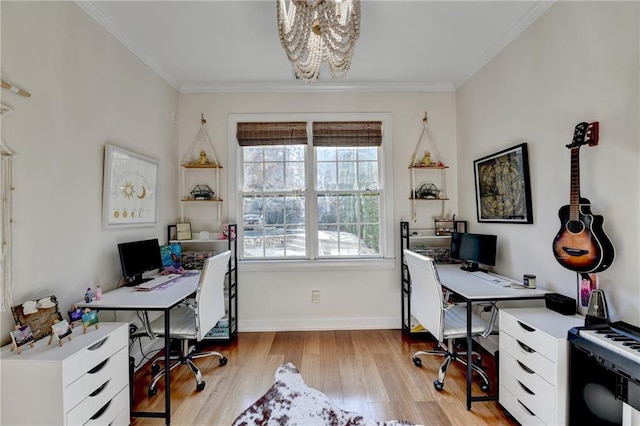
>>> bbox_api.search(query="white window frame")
[228,113,394,271]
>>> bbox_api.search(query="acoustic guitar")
[552,122,615,273]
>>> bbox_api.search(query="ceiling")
[79,1,553,93]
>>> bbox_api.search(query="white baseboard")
[238,316,400,332]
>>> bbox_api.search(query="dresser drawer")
[62,325,128,387]
[500,332,555,384]
[83,387,129,426]
[501,352,555,425]
[500,385,546,426]
[500,311,556,361]
[66,379,128,426]
[65,346,129,412]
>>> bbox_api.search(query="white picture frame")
[103,144,158,228]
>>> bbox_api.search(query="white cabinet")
[499,308,583,425]
[1,322,130,425]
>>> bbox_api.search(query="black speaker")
[545,293,577,315]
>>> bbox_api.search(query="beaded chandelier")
[276,0,360,82]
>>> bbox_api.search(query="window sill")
[238,258,396,272]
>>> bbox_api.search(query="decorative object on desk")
[552,121,614,273]
[67,306,83,328]
[585,289,609,326]
[167,224,177,242]
[232,362,415,426]
[84,287,94,303]
[198,230,210,240]
[190,184,214,200]
[103,144,158,228]
[474,142,533,224]
[48,319,73,347]
[176,222,192,240]
[9,324,35,354]
[579,272,599,309]
[161,243,183,274]
[544,293,577,315]
[221,223,236,240]
[95,285,102,301]
[81,309,99,333]
[11,295,62,341]
[414,182,439,199]
[523,274,537,288]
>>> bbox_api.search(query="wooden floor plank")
[131,329,517,425]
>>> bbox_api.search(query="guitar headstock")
[566,121,599,149]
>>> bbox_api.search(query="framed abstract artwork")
[103,144,158,228]
[473,143,533,224]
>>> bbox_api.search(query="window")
[229,113,394,263]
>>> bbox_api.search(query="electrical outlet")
[312,290,320,303]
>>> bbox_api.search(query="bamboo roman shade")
[313,121,383,147]
[237,122,308,146]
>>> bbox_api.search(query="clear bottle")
[95,285,102,301]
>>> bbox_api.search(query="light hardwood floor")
[131,330,517,425]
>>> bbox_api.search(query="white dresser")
[499,307,583,426]
[1,322,130,425]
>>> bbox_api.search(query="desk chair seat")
[147,251,231,396]
[404,249,494,392]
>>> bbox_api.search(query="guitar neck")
[569,147,580,220]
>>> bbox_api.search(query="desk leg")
[164,309,171,425]
[466,299,473,410]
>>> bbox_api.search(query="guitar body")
[553,197,615,273]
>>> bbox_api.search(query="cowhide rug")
[232,362,417,426]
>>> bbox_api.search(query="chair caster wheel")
[481,382,491,392]
[413,357,422,367]
[219,356,228,366]
[433,380,444,391]
[196,381,206,391]
[148,387,158,397]
[151,364,160,374]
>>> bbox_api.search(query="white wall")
[177,92,458,330]
[0,2,179,344]
[456,2,640,324]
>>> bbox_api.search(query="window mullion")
[307,121,318,260]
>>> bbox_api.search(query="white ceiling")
[79,1,553,93]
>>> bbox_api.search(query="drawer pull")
[89,380,110,397]
[88,358,110,374]
[517,321,535,332]
[88,336,109,351]
[517,400,536,416]
[90,400,112,420]
[516,360,535,374]
[517,340,535,353]
[517,380,535,395]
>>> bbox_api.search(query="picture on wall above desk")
[103,144,158,228]
[473,142,533,224]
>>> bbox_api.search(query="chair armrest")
[480,302,498,338]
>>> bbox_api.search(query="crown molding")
[75,1,181,91]
[454,0,556,89]
[180,81,455,94]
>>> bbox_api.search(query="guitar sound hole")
[567,220,585,233]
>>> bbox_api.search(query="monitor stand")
[459,262,487,273]
[125,274,153,287]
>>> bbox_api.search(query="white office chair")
[403,249,494,392]
[147,250,231,395]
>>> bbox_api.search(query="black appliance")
[568,322,640,425]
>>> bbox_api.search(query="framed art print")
[474,143,533,224]
[103,144,158,228]
[176,222,192,240]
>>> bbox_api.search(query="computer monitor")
[117,238,162,285]
[450,232,497,272]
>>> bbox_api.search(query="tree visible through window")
[235,118,386,260]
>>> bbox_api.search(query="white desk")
[76,273,200,425]
[435,264,549,410]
